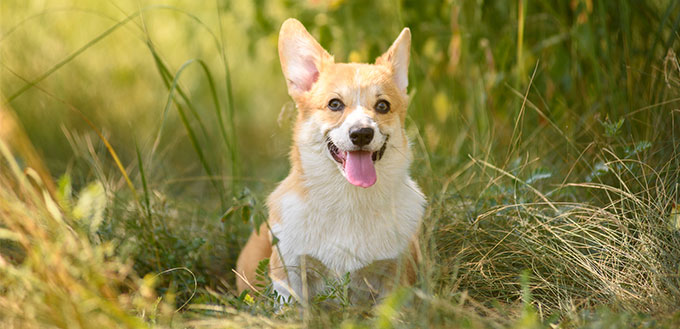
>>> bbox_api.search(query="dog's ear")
[278,18,333,95]
[376,28,411,91]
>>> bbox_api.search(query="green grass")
[2,0,680,328]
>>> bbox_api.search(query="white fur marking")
[328,109,385,152]
[270,116,425,299]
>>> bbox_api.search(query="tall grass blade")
[148,53,227,208]
[215,1,240,195]
[135,140,152,220]
[4,5,226,105]
[516,0,525,82]
[148,47,212,155]
[4,11,140,104]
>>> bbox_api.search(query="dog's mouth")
[327,137,388,188]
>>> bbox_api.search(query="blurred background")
[2,0,680,324]
[5,0,676,187]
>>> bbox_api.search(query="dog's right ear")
[278,18,333,96]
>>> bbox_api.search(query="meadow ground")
[1,0,680,328]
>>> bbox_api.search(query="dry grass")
[0,140,162,328]
[2,1,680,328]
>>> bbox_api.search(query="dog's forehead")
[321,63,391,91]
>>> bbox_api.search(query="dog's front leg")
[271,253,329,306]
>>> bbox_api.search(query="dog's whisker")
[386,143,410,161]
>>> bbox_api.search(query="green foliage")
[2,0,680,328]
[0,141,174,328]
[600,118,625,139]
[315,272,352,308]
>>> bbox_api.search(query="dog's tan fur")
[235,19,425,302]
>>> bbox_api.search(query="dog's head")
[279,19,412,188]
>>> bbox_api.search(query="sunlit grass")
[2,0,680,328]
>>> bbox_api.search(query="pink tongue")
[345,151,377,188]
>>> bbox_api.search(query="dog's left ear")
[376,28,411,91]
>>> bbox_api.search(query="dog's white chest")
[271,178,424,274]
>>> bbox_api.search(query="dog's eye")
[375,100,390,114]
[328,98,345,111]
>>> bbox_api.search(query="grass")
[2,0,680,328]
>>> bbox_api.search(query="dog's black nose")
[349,127,374,147]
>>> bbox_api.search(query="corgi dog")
[235,18,425,303]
